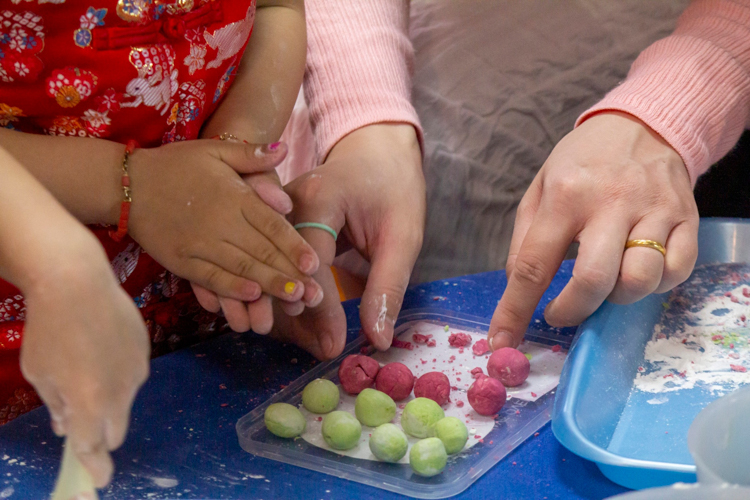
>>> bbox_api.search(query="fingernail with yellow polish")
[284,282,297,295]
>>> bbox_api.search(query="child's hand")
[190,169,317,333]
[20,234,150,488]
[127,140,322,305]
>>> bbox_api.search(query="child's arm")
[0,127,320,305]
[202,0,306,143]
[0,146,149,488]
[197,0,311,332]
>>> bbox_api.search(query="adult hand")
[271,123,425,359]
[127,139,321,306]
[20,232,149,487]
[488,112,699,350]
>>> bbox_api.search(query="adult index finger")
[488,206,576,350]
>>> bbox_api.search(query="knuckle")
[203,266,224,291]
[235,257,258,278]
[262,214,290,240]
[575,265,616,294]
[512,254,551,288]
[619,267,657,294]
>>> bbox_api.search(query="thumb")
[244,171,293,215]
[214,140,288,175]
[359,232,419,351]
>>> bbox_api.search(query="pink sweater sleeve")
[303,0,423,162]
[577,0,750,185]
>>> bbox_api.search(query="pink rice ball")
[375,362,415,401]
[413,372,451,406]
[338,355,380,395]
[467,376,507,415]
[487,347,530,387]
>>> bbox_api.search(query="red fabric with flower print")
[0,0,257,425]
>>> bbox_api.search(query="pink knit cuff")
[304,0,423,162]
[577,2,750,186]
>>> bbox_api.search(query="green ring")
[293,222,338,241]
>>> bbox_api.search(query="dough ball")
[354,388,396,427]
[434,416,468,454]
[409,438,448,477]
[264,403,306,438]
[472,338,490,356]
[338,355,380,395]
[322,411,362,450]
[467,376,507,416]
[487,347,530,387]
[401,397,445,438]
[375,362,415,401]
[413,371,451,406]
[301,379,340,414]
[369,423,409,462]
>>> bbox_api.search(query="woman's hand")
[488,112,699,350]
[20,232,149,488]
[271,124,425,359]
[127,139,322,306]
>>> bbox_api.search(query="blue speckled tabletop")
[0,261,629,499]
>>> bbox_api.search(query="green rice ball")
[434,417,468,454]
[264,403,306,438]
[302,379,340,414]
[354,388,396,427]
[322,411,362,450]
[369,423,409,462]
[409,438,448,477]
[401,397,445,438]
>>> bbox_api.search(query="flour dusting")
[635,263,750,394]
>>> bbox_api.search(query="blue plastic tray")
[552,218,750,490]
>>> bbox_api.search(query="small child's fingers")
[240,200,320,275]
[214,140,288,174]
[219,296,252,332]
[190,282,222,313]
[247,294,274,334]
[207,242,307,302]
[190,260,262,302]
[280,299,305,317]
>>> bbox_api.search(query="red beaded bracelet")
[108,140,138,242]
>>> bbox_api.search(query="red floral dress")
[0,0,257,424]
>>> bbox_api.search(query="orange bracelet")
[108,140,138,242]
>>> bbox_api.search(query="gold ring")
[625,239,666,256]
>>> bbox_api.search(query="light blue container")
[552,218,750,490]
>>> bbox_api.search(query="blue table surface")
[0,261,630,499]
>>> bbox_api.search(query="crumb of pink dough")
[375,362,415,401]
[414,372,451,406]
[412,333,433,344]
[448,332,472,348]
[551,345,562,353]
[427,339,437,347]
[456,401,464,408]
[731,364,747,373]
[391,338,414,350]
[487,347,530,387]
[471,367,485,379]
[338,355,380,395]
[472,339,489,356]
[467,376,506,416]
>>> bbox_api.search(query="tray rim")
[236,308,565,499]
[551,217,750,486]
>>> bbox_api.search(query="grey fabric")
[409,0,689,283]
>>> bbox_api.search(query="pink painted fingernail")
[268,142,281,151]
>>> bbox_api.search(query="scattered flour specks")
[635,263,750,394]
[0,486,12,498]
[150,477,178,488]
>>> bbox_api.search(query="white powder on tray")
[635,263,750,394]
